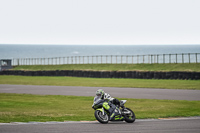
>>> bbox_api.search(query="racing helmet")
[96,89,105,99]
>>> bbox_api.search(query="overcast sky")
[0,0,200,45]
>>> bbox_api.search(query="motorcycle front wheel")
[123,108,135,123]
[94,110,109,124]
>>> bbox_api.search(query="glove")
[92,103,95,109]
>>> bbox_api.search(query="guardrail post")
[132,56,133,64]
[16,59,18,66]
[195,53,197,63]
[143,55,144,64]
[111,55,112,64]
[163,54,165,64]
[157,55,159,64]
[188,53,190,63]
[182,53,184,63]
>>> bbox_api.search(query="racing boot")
[109,108,123,121]
[105,101,120,121]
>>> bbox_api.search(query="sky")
[0,0,200,45]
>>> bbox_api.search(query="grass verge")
[0,93,200,123]
[0,75,200,90]
[12,63,200,72]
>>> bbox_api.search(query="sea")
[0,44,200,65]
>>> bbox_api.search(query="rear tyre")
[123,108,135,123]
[94,110,109,124]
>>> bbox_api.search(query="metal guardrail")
[12,53,200,65]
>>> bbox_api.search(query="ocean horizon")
[1,44,200,59]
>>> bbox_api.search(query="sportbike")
[92,98,135,124]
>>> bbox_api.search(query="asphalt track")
[1,85,200,133]
[0,118,200,133]
[0,84,200,101]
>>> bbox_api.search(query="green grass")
[0,75,200,90]
[0,93,199,123]
[12,63,200,72]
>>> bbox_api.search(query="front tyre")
[123,108,135,123]
[94,110,109,124]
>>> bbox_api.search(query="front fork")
[102,107,105,115]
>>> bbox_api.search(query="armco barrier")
[12,53,200,65]
[0,70,200,80]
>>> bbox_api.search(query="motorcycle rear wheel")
[94,110,109,124]
[123,108,135,123]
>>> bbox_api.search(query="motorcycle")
[92,97,135,124]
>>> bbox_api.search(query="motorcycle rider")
[93,89,121,120]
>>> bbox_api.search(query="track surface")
[1,118,200,133]
[0,84,200,100]
[1,85,200,132]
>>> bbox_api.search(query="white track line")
[0,117,199,125]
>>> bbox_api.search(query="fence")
[12,53,200,66]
